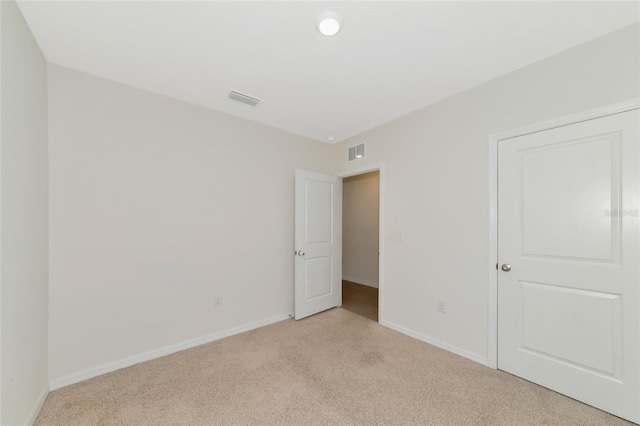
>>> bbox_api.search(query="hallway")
[341,280,378,321]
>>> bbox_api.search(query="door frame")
[487,99,640,369]
[339,163,385,323]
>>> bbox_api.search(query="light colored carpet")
[36,308,632,425]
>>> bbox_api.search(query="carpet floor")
[36,308,632,425]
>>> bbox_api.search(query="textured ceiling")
[17,1,640,143]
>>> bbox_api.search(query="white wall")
[332,23,640,363]
[342,171,379,288]
[48,65,335,383]
[0,1,49,424]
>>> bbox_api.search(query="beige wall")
[332,23,640,363]
[48,65,335,384]
[0,1,50,424]
[343,171,379,288]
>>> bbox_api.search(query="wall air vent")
[228,90,262,107]
[348,143,365,161]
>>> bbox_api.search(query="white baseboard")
[380,319,488,367]
[24,384,49,426]
[342,275,378,288]
[49,313,292,391]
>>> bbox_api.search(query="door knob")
[297,250,305,256]
[501,264,511,272]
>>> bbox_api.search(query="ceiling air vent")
[348,143,365,161]
[228,90,262,107]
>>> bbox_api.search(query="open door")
[294,169,342,320]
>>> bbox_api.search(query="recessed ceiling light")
[327,135,336,142]
[317,11,342,37]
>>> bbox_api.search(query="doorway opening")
[341,170,380,321]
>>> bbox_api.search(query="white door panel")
[519,282,621,377]
[521,136,615,260]
[498,109,639,423]
[294,169,342,320]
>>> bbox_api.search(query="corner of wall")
[0,0,50,424]
[24,385,49,426]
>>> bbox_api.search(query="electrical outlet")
[215,296,222,307]
[437,300,446,313]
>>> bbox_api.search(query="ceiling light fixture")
[317,11,342,37]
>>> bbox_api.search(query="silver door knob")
[501,264,511,272]
[297,250,305,256]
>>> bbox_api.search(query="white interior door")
[497,109,639,423]
[294,169,342,320]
